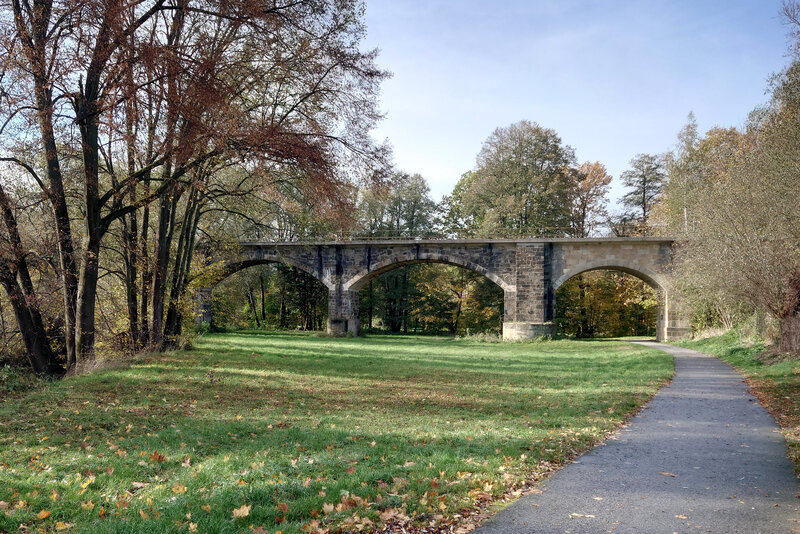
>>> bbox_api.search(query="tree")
[0,0,388,366]
[619,153,666,233]
[570,161,612,238]
[439,171,481,237]
[459,120,576,237]
[662,51,800,352]
[660,113,701,235]
[381,173,437,238]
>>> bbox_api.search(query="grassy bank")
[674,331,800,473]
[0,332,672,533]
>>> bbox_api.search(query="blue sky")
[363,1,790,207]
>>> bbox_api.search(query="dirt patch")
[754,348,799,365]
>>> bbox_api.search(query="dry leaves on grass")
[232,504,251,518]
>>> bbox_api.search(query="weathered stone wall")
[198,238,689,341]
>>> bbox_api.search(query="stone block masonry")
[198,238,690,341]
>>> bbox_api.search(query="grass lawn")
[0,332,672,533]
[674,331,800,474]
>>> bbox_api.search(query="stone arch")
[552,260,672,341]
[553,261,667,292]
[342,253,514,292]
[200,255,332,290]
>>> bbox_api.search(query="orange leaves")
[658,471,678,477]
[468,489,492,502]
[37,509,51,519]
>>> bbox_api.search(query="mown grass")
[674,331,800,474]
[0,332,672,533]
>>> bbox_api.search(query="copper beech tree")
[0,0,388,374]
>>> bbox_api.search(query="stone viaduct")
[196,238,690,341]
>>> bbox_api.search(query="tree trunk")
[139,196,152,346]
[163,188,202,346]
[12,0,80,366]
[367,279,373,329]
[149,182,180,347]
[578,274,589,337]
[247,287,261,327]
[0,262,61,376]
[260,273,267,323]
[0,184,62,375]
[779,275,800,354]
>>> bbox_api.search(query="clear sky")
[363,0,790,207]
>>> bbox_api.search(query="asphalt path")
[475,341,800,534]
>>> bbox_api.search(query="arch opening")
[555,267,660,339]
[203,262,329,332]
[354,260,504,336]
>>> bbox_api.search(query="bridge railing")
[224,225,668,243]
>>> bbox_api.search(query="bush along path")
[476,342,800,534]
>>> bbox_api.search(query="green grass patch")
[0,332,672,533]
[674,331,800,474]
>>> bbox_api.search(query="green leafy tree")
[458,120,577,237]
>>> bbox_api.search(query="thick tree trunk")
[13,0,80,366]
[163,190,201,346]
[34,83,78,366]
[74,187,103,362]
[779,276,800,355]
[779,313,800,355]
[149,184,179,347]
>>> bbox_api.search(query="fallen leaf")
[675,514,688,519]
[201,504,211,512]
[55,522,74,531]
[659,472,677,477]
[0,501,7,510]
[232,504,251,518]
[188,522,198,532]
[322,502,335,514]
[139,509,149,520]
[172,483,187,494]
[345,466,356,474]
[37,510,51,519]
[277,502,289,513]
